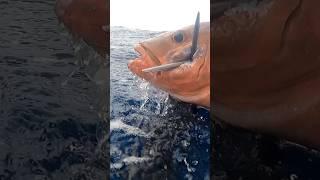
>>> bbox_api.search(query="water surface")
[0,1,107,179]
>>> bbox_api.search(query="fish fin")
[192,48,201,60]
[190,12,200,60]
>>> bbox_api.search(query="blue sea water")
[110,26,210,180]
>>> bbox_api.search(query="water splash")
[111,118,150,138]
[58,20,109,176]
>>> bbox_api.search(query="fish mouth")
[134,43,161,66]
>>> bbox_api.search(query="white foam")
[122,156,151,165]
[111,162,124,170]
[110,119,150,137]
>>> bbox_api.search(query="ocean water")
[0,1,107,179]
[110,26,210,180]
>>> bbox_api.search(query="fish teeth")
[179,63,192,71]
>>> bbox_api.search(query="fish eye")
[173,31,184,43]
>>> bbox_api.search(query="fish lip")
[134,43,144,56]
[134,43,161,66]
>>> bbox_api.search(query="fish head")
[55,0,108,57]
[128,22,210,108]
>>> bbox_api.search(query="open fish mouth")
[134,43,161,66]
[133,12,201,73]
[133,43,192,73]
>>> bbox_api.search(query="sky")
[110,0,210,31]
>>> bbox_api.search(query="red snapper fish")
[128,21,210,108]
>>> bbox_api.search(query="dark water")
[110,27,210,180]
[0,1,107,179]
